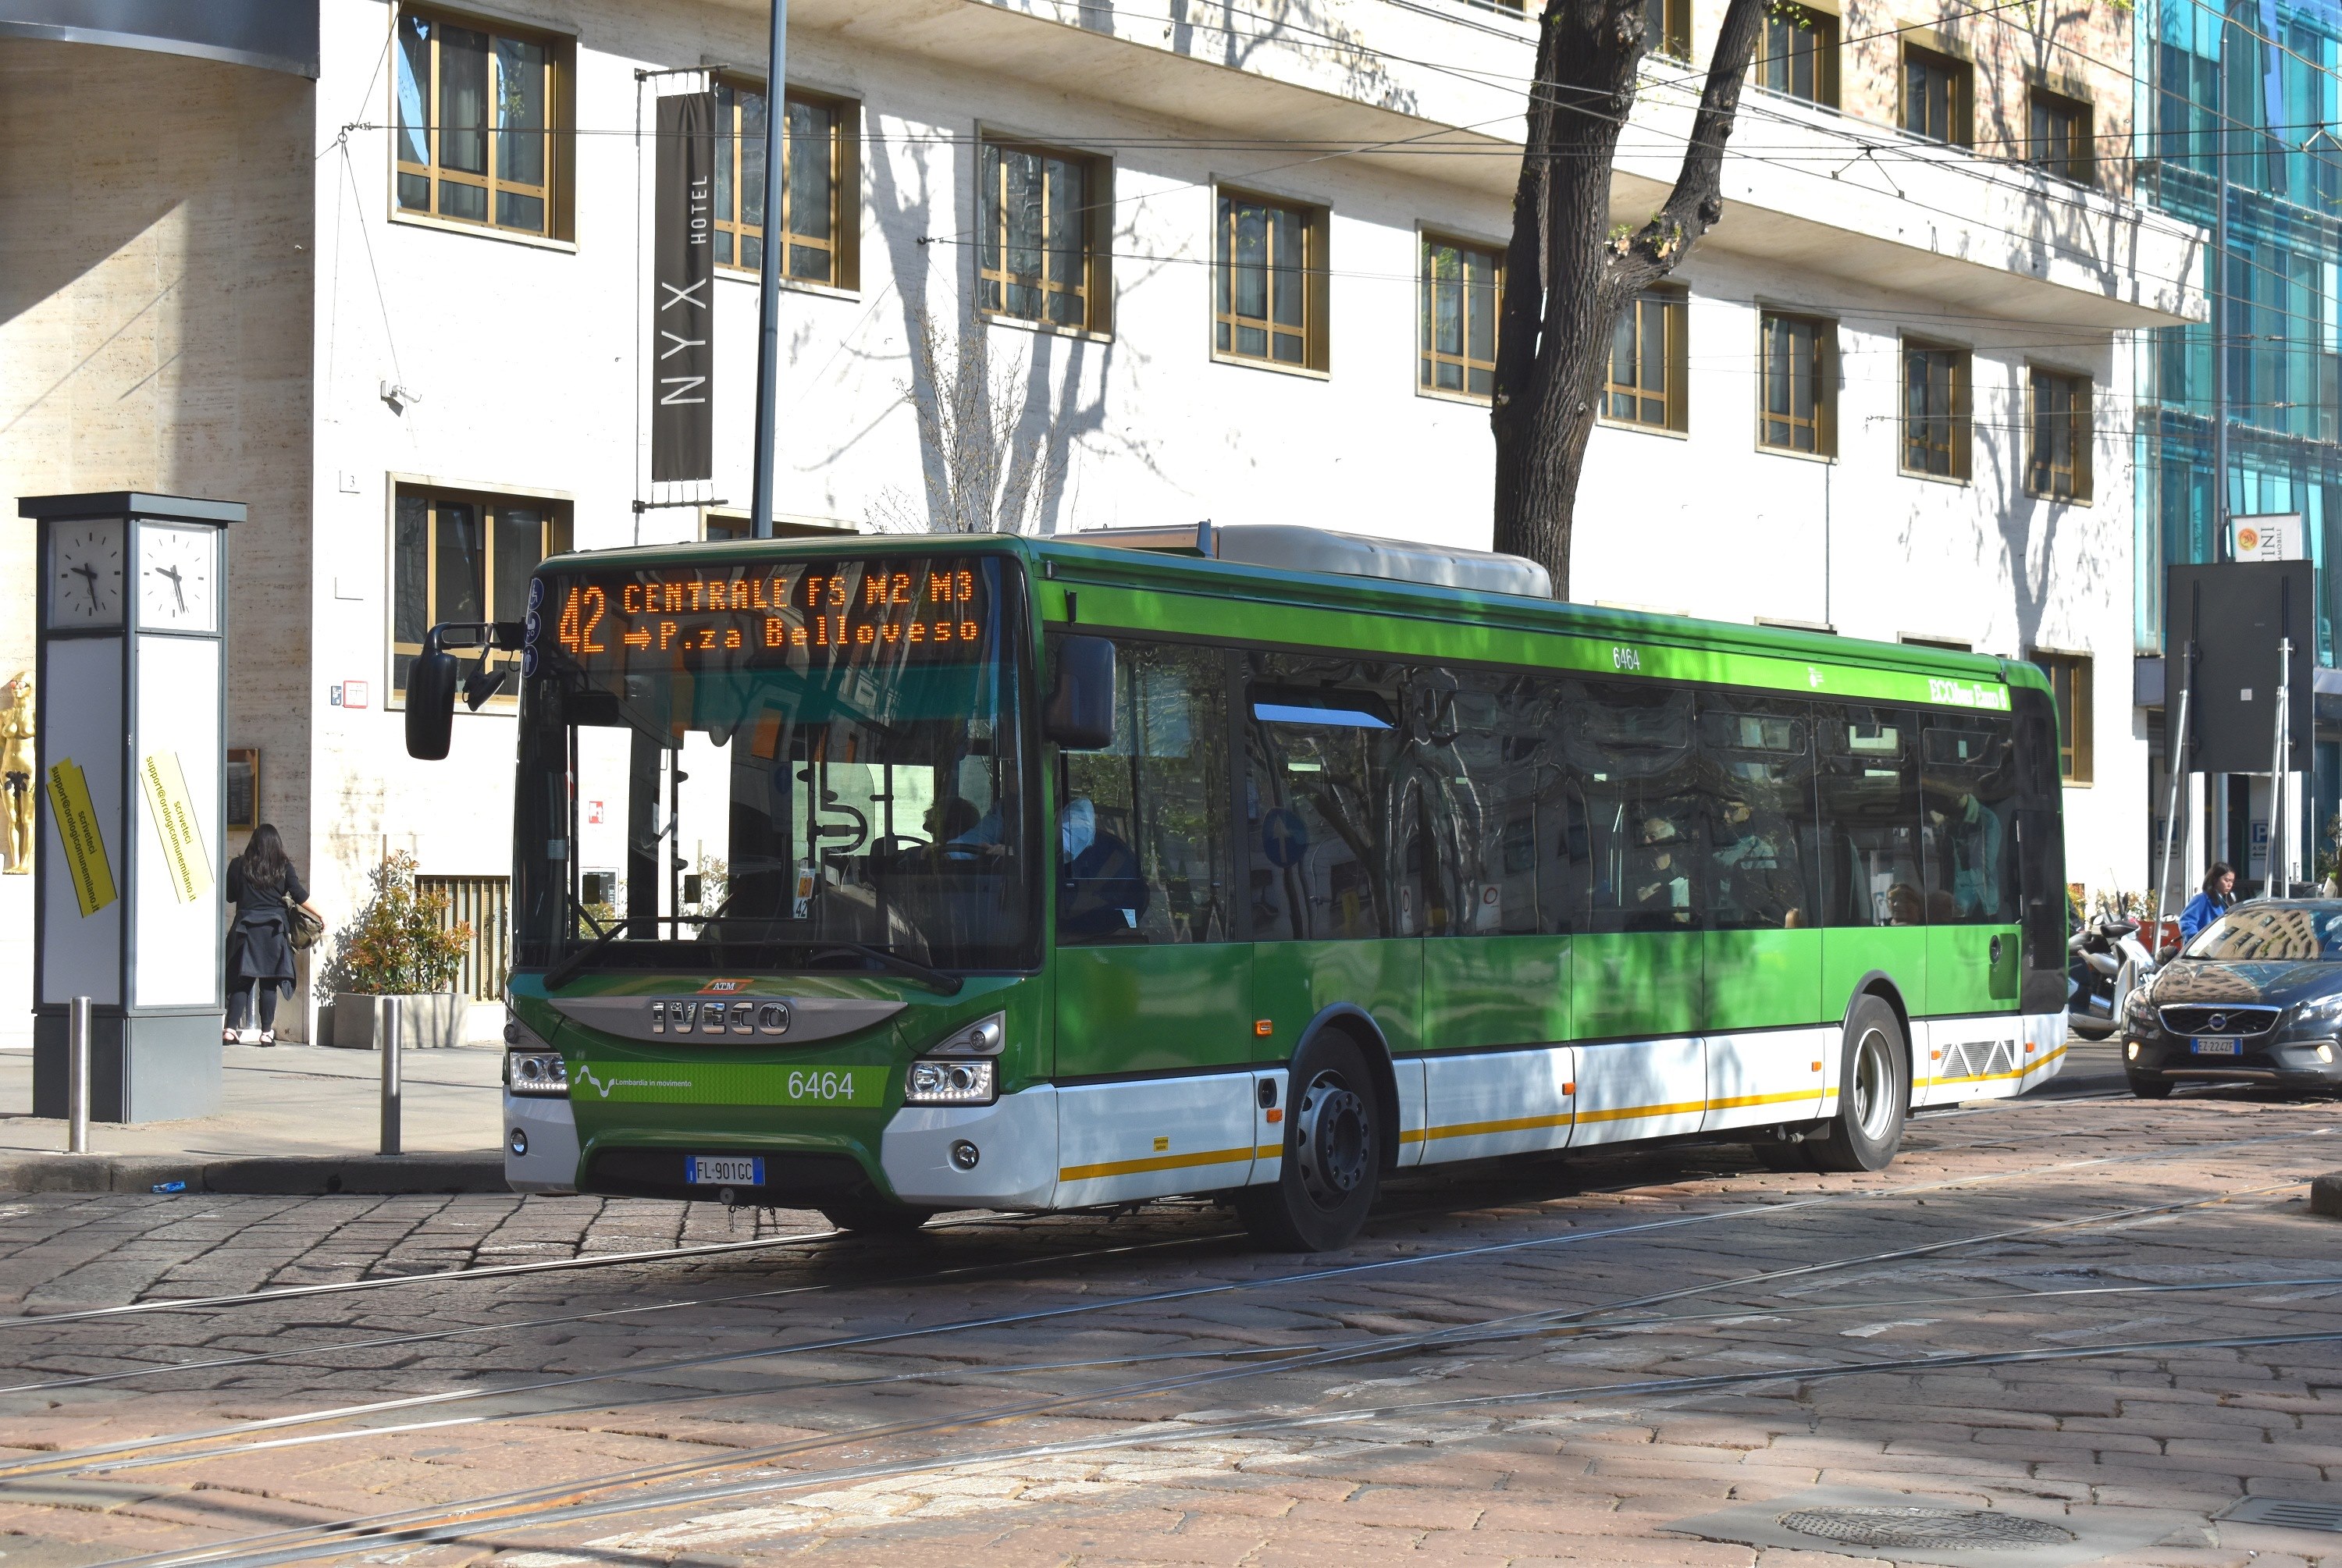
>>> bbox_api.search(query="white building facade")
[2,0,2202,1043]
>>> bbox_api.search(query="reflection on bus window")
[1817,709,1925,926]
[1921,721,2018,924]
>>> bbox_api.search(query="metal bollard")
[379,996,402,1157]
[68,996,91,1154]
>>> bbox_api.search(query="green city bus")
[406,525,2069,1250]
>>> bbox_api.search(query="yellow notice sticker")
[44,759,116,917]
[140,751,212,904]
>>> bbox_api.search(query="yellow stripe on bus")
[1058,1145,1256,1182]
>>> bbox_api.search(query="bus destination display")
[543,558,990,666]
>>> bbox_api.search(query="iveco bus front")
[408,542,1078,1232]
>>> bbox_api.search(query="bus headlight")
[929,1012,1006,1057]
[507,1051,570,1097]
[906,1058,995,1105]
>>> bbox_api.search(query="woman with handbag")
[224,824,319,1046]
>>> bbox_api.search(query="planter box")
[328,992,464,1051]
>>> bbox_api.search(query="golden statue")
[2,671,32,875]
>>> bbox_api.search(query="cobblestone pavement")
[0,1086,2337,1566]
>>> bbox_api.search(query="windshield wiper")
[546,903,630,991]
[812,942,964,996]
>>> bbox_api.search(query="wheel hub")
[1294,1069,1370,1207]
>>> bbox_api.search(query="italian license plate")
[2191,1038,2241,1057]
[687,1155,765,1186]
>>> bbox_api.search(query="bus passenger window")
[1445,674,1568,935]
[1699,703,1820,930]
[1565,681,1703,933]
[1816,708,1926,926]
[1246,656,1404,940]
[1056,640,1233,945]
[1920,721,2019,924]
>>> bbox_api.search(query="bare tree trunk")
[1491,0,1770,597]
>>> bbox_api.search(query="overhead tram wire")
[3,1125,2326,1487]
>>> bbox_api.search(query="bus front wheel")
[1810,996,1909,1173]
[1237,1033,1383,1252]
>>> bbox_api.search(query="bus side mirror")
[404,630,461,760]
[1045,635,1116,751]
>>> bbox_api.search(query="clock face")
[137,523,218,632]
[48,522,125,628]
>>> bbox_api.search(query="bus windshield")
[513,553,1034,976]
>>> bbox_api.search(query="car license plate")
[687,1155,765,1186]
[2191,1038,2241,1056]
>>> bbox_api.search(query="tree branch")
[1612,0,1769,293]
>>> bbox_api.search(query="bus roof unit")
[1070,522,1553,599]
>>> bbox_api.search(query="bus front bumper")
[881,1085,1058,1210]
[506,1091,582,1193]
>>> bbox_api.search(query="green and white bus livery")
[410,525,2068,1250]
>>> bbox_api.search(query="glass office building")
[2138,0,2342,883]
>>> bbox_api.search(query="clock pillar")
[21,492,242,1123]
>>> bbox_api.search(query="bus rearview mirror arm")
[1044,635,1116,750]
[406,620,525,761]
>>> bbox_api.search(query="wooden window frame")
[390,485,572,703]
[1602,286,1689,432]
[2028,650,2094,783]
[1754,2,1839,108]
[710,79,861,292]
[1213,187,1329,375]
[2025,86,2095,186]
[977,134,1112,335]
[1756,310,1835,457]
[1418,231,1503,402]
[1645,0,1692,61]
[1900,336,1972,481]
[2025,367,2093,503]
[392,5,573,240]
[1901,44,1973,147]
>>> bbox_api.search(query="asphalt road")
[0,1072,2337,1566]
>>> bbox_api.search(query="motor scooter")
[2068,915,2158,1040]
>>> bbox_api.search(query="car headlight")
[905,1058,996,1105]
[507,1051,569,1097]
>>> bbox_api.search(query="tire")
[1810,994,1910,1173]
[2126,1075,2175,1100]
[1237,1032,1384,1252]
[819,1200,935,1236]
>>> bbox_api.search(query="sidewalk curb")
[0,1154,507,1196]
[2312,1172,2342,1219]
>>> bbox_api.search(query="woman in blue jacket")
[2179,862,2237,943]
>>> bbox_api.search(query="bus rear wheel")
[1237,1033,1383,1253]
[1810,996,1910,1173]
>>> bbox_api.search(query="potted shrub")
[317,851,472,1050]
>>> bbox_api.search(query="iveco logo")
[647,999,790,1037]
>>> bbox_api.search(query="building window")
[1645,0,1691,59]
[2027,368,2092,502]
[1420,235,1500,399]
[392,488,571,697]
[2031,651,2093,782]
[979,137,1109,332]
[1901,340,1970,479]
[1758,311,1833,454]
[2025,88,2093,184]
[1755,4,1838,107]
[711,81,859,289]
[1214,189,1327,372]
[1604,289,1687,430]
[1902,45,1971,146]
[394,8,568,237]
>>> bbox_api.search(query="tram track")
[87,1284,2342,1568]
[0,1140,2314,1489]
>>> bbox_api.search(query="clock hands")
[71,562,100,613]
[155,563,187,613]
